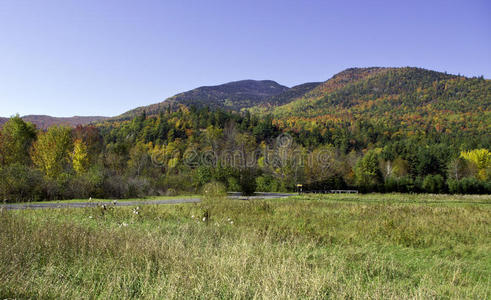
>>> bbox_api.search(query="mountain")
[116,80,289,120]
[253,82,322,108]
[7,67,487,136]
[267,67,490,135]
[0,115,109,129]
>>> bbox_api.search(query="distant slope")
[116,80,289,121]
[270,67,490,135]
[0,115,109,129]
[254,82,322,108]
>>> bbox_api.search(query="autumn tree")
[0,115,37,166]
[447,157,472,180]
[128,141,152,176]
[72,125,103,164]
[31,126,73,178]
[460,149,491,180]
[72,139,89,174]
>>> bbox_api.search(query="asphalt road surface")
[1,193,295,210]
[0,198,201,210]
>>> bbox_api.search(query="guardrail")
[299,190,359,194]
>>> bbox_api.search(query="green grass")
[1,193,490,299]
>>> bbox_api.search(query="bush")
[202,181,227,198]
[102,175,129,199]
[238,168,257,196]
[256,176,268,192]
[304,175,347,192]
[196,165,213,186]
[165,188,178,196]
[447,177,491,194]
[161,174,195,193]
[127,177,150,198]
[256,175,282,192]
[384,176,415,193]
[0,164,43,202]
[422,174,446,193]
[227,177,240,192]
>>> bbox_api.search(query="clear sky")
[0,0,489,117]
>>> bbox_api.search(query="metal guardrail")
[299,190,359,194]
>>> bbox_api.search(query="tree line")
[0,107,490,202]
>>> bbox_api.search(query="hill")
[0,115,108,129]
[267,67,490,137]
[116,80,289,120]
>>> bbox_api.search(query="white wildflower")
[202,217,206,222]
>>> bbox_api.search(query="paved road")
[0,193,295,210]
[0,198,201,210]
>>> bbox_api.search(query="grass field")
[1,193,490,299]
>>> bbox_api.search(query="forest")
[0,101,490,203]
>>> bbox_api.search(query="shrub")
[161,174,195,193]
[165,188,178,196]
[256,176,268,192]
[384,176,415,193]
[256,175,282,192]
[102,175,129,199]
[422,174,445,193]
[227,177,240,192]
[196,165,213,186]
[238,168,257,196]
[447,177,491,194]
[0,163,43,202]
[127,177,150,198]
[202,181,227,198]
[304,175,347,192]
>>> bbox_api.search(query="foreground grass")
[1,194,490,299]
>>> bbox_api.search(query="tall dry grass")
[0,194,490,299]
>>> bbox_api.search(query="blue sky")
[0,0,489,117]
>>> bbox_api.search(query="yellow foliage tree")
[72,139,89,174]
[460,149,491,180]
[31,126,73,178]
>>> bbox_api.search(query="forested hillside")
[0,67,490,202]
[269,67,490,140]
[116,80,289,120]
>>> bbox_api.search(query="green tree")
[422,174,445,193]
[0,115,37,166]
[355,150,382,188]
[447,157,472,180]
[128,141,152,176]
[31,126,73,178]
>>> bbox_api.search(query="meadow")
[1,193,490,299]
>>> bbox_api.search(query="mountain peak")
[116,79,289,120]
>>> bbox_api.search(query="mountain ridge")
[113,66,489,123]
[115,79,290,121]
[0,115,109,129]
